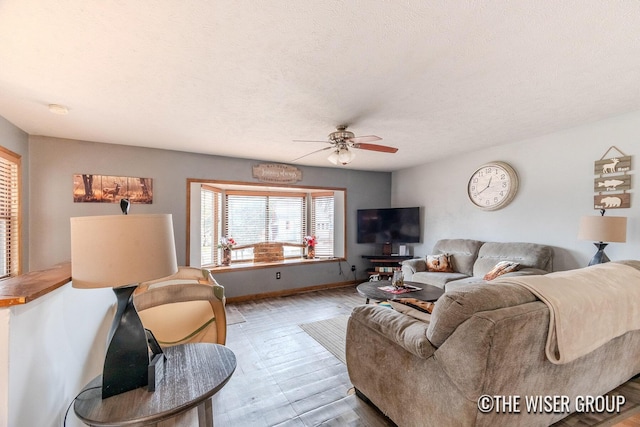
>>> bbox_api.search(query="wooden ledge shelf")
[209,257,344,273]
[0,262,71,307]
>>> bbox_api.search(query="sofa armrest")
[349,305,436,359]
[402,258,426,280]
[436,301,548,400]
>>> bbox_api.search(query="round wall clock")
[467,161,519,211]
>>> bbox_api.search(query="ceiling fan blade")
[352,143,398,153]
[292,139,331,143]
[348,135,382,144]
[290,146,334,163]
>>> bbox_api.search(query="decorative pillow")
[483,261,521,281]
[389,299,433,322]
[426,254,454,272]
[394,297,436,313]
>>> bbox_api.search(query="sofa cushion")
[443,276,488,291]
[426,282,537,347]
[426,254,454,272]
[443,267,548,291]
[433,239,483,276]
[412,271,469,289]
[472,242,553,277]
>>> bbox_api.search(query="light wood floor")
[211,285,391,426]
[171,285,640,426]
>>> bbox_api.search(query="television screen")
[357,207,421,243]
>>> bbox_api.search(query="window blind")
[226,192,305,261]
[0,147,20,279]
[311,193,334,257]
[200,186,221,266]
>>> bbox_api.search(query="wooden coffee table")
[357,280,444,304]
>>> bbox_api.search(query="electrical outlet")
[351,265,356,272]
[276,272,281,279]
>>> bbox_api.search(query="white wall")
[28,136,392,296]
[5,283,112,427]
[392,110,640,271]
[0,309,9,427]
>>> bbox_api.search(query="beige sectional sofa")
[401,239,553,291]
[346,261,640,426]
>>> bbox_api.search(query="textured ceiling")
[1,1,640,171]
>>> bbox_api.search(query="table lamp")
[578,211,627,266]
[70,214,178,398]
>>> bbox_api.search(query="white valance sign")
[252,163,302,184]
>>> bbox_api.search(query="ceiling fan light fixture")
[328,146,355,165]
[295,125,395,164]
[338,147,355,165]
[327,149,340,165]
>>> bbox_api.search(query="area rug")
[299,315,348,364]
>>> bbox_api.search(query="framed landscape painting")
[73,174,153,204]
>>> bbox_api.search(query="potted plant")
[303,235,317,259]
[218,236,236,266]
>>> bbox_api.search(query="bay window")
[190,180,345,268]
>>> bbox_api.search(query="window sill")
[207,257,345,273]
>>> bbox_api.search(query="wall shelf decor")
[592,146,632,210]
[252,163,302,184]
[73,174,153,204]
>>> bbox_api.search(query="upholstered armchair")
[134,267,227,346]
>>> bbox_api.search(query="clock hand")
[477,177,492,195]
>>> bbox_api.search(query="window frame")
[0,145,21,280]
[187,179,347,270]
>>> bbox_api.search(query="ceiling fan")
[292,125,398,165]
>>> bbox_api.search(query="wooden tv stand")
[361,255,414,278]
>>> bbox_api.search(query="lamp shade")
[578,215,627,243]
[71,214,178,289]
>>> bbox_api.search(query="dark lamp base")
[588,242,610,267]
[102,285,149,399]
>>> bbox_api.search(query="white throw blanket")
[496,263,640,364]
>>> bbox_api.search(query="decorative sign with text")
[252,163,302,184]
[592,147,631,209]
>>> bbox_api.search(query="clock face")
[467,162,518,211]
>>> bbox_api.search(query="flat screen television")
[357,207,421,243]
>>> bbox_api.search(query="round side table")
[74,343,236,427]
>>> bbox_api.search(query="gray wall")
[392,110,640,271]
[0,116,29,271]
[28,136,392,297]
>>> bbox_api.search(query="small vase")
[222,248,232,266]
[307,246,315,259]
[391,270,404,289]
